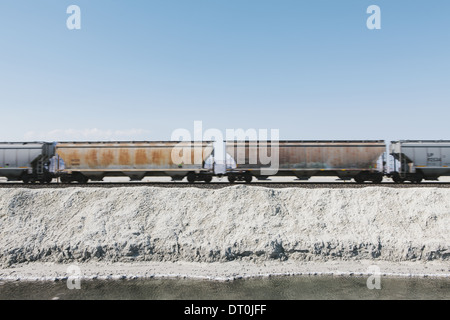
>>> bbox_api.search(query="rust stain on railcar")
[101,149,115,167]
[278,144,382,169]
[227,141,385,170]
[62,150,81,167]
[191,149,196,165]
[119,149,130,165]
[150,149,165,166]
[56,141,213,170]
[86,149,99,167]
[135,149,148,165]
[148,149,158,166]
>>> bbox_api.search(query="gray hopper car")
[0,142,55,183]
[225,140,386,183]
[389,140,450,183]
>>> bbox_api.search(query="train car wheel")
[411,174,423,184]
[372,175,383,184]
[60,175,71,184]
[187,173,196,183]
[354,174,365,184]
[227,174,236,183]
[42,172,53,184]
[76,174,89,184]
[391,173,404,184]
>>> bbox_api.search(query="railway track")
[1,182,450,189]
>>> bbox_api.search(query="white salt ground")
[0,185,448,280]
[0,260,449,282]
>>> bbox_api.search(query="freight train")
[0,140,449,184]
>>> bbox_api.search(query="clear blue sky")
[0,0,449,142]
